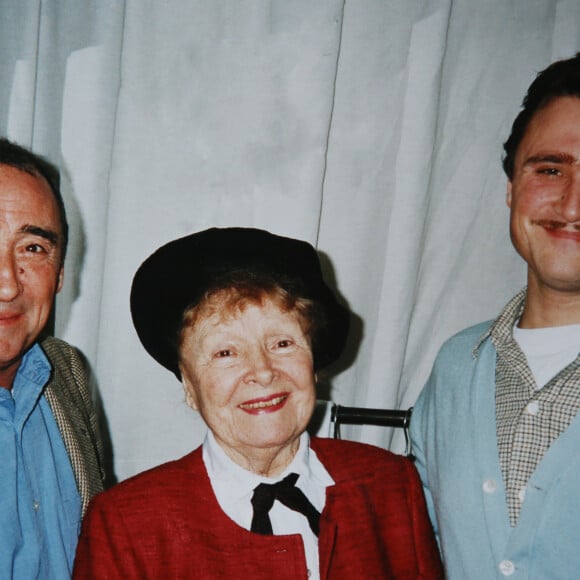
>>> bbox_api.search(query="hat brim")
[130,227,350,379]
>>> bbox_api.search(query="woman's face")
[179,296,316,467]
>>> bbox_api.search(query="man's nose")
[0,250,21,302]
[243,348,277,386]
[558,173,580,222]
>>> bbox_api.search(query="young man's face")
[0,165,64,386]
[507,96,580,296]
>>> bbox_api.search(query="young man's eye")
[538,167,561,176]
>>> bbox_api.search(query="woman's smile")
[238,392,290,413]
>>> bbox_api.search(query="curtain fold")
[1,0,578,479]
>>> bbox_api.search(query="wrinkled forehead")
[0,165,62,226]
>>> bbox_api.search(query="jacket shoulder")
[40,335,78,355]
[40,336,87,375]
[312,436,402,460]
[429,319,493,370]
[412,319,496,436]
[311,437,412,482]
[40,336,106,504]
[96,449,203,503]
[41,336,92,403]
[440,320,492,351]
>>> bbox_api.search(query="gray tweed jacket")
[40,336,105,515]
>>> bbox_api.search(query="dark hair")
[0,137,68,262]
[502,53,580,179]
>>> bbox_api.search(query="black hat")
[130,227,350,379]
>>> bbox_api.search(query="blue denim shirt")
[0,343,81,579]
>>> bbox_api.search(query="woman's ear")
[181,374,199,410]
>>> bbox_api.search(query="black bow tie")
[250,472,321,537]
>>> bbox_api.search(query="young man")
[411,54,580,579]
[0,138,105,578]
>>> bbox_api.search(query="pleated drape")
[1,0,578,480]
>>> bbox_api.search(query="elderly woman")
[73,227,442,579]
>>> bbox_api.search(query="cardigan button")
[482,478,497,493]
[499,560,515,576]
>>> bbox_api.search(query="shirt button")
[526,401,540,415]
[482,479,497,493]
[32,501,40,512]
[499,560,515,576]
[518,486,526,503]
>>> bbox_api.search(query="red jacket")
[74,438,442,579]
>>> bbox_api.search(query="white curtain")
[1,0,579,482]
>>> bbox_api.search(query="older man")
[410,53,580,579]
[0,138,105,578]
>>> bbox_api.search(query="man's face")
[507,96,580,295]
[0,165,64,386]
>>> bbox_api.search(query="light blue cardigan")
[411,321,580,579]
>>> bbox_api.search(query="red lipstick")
[238,392,289,415]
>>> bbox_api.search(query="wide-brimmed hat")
[130,227,350,379]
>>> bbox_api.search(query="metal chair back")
[330,404,414,457]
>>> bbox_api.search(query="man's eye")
[25,243,46,254]
[538,167,561,176]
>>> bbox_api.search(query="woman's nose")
[244,348,277,386]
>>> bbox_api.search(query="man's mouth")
[0,312,22,323]
[239,393,289,413]
[533,219,580,231]
[533,219,580,240]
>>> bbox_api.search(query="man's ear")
[56,267,64,293]
[181,374,199,410]
[506,180,513,208]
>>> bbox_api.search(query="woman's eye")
[214,349,233,358]
[276,339,293,349]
